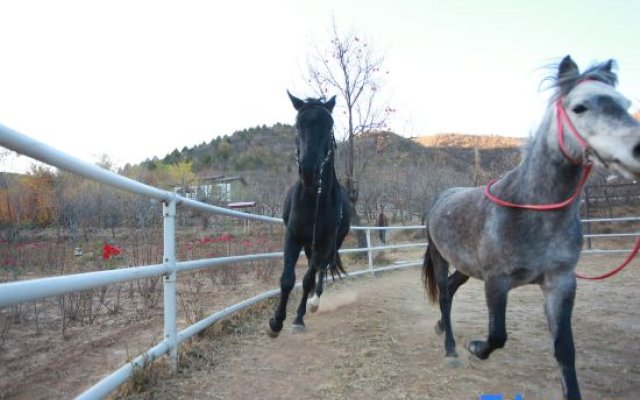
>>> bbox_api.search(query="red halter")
[484,99,593,210]
[484,89,640,280]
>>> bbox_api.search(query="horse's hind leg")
[542,273,581,400]
[435,271,469,335]
[267,234,303,338]
[310,241,342,313]
[429,246,458,358]
[468,276,509,360]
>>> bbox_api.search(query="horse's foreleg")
[468,276,509,360]
[301,244,321,313]
[542,273,581,400]
[435,270,469,335]
[268,237,302,338]
[293,264,317,330]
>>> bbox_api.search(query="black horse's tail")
[329,251,347,281]
[422,233,438,304]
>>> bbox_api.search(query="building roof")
[228,201,256,208]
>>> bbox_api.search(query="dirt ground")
[140,254,640,400]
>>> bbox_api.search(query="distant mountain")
[146,126,523,179]
[412,133,524,149]
[102,127,531,224]
[353,131,522,178]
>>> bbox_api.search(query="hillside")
[412,133,524,149]
[135,126,524,221]
[144,123,298,174]
[147,125,522,177]
[354,130,522,173]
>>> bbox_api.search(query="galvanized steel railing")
[0,123,637,399]
[0,123,427,399]
[581,216,640,253]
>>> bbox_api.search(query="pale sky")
[1,0,639,173]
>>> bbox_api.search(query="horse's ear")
[325,95,336,113]
[558,55,579,79]
[599,59,618,86]
[287,90,305,111]
[601,59,614,73]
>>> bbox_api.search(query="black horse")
[267,91,351,337]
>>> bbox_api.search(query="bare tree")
[306,19,393,247]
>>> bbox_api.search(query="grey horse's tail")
[422,233,438,304]
[329,251,347,280]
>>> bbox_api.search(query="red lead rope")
[484,95,640,280]
[575,239,640,280]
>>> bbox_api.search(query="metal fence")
[0,123,426,399]
[581,217,640,253]
[0,123,637,399]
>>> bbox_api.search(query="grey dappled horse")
[423,56,640,400]
[267,92,351,338]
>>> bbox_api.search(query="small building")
[199,175,247,203]
[172,175,248,203]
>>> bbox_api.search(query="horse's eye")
[572,104,588,114]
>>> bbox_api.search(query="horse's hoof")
[308,295,320,313]
[434,320,444,335]
[265,326,280,338]
[467,340,490,360]
[267,318,283,338]
[445,356,463,368]
[291,323,306,333]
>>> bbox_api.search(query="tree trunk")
[348,200,368,257]
[345,105,367,253]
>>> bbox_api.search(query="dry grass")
[112,300,277,400]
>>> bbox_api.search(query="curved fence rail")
[0,123,427,399]
[0,123,638,399]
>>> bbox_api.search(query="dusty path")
[146,254,640,400]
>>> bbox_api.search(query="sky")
[1,0,639,173]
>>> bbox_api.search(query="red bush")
[102,244,121,260]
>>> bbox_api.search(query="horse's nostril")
[634,142,640,160]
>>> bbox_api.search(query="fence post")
[366,228,374,275]
[163,196,178,373]
[584,187,592,249]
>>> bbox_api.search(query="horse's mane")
[542,58,618,101]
